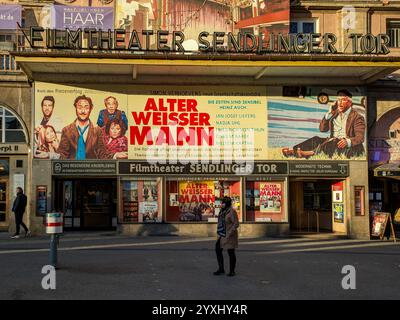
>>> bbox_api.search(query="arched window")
[0,105,27,143]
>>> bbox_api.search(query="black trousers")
[15,211,28,235]
[215,237,236,273]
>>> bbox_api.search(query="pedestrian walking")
[11,187,31,239]
[214,196,239,277]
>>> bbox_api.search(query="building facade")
[1,0,400,238]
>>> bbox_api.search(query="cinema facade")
[5,1,400,239]
[10,42,400,240]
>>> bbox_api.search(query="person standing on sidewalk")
[214,196,239,277]
[11,187,31,239]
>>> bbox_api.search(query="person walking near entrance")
[11,187,31,239]
[214,196,239,277]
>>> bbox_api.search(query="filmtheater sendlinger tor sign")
[22,26,391,54]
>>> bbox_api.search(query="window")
[166,178,241,223]
[290,20,317,33]
[120,178,162,223]
[0,106,27,143]
[0,34,12,42]
[387,20,400,48]
[0,54,18,71]
[0,34,16,51]
[239,5,253,20]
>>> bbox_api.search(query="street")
[0,232,399,300]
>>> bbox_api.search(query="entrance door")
[54,179,116,230]
[0,180,7,224]
[78,180,115,229]
[290,180,334,233]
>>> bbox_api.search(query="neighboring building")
[2,0,400,238]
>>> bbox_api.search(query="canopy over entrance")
[12,50,400,85]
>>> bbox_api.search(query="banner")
[34,83,367,161]
[52,5,114,30]
[0,5,21,30]
[259,182,282,213]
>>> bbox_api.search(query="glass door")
[79,180,115,229]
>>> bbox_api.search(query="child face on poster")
[45,126,58,143]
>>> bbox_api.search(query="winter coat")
[219,207,239,249]
[12,193,27,214]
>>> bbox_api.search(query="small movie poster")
[259,183,282,213]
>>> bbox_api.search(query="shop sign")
[0,144,28,154]
[289,162,349,176]
[119,161,288,175]
[52,161,117,175]
[52,5,114,30]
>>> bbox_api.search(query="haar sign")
[51,5,114,30]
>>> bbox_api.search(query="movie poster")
[178,181,215,221]
[269,87,367,161]
[371,212,389,237]
[34,83,267,161]
[34,83,367,161]
[122,180,139,222]
[259,182,282,213]
[333,203,344,223]
[139,201,158,222]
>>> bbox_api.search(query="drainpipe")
[367,8,371,34]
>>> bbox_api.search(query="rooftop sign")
[21,27,391,55]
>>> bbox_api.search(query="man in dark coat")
[11,187,30,239]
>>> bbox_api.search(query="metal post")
[50,234,58,268]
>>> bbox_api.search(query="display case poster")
[36,186,47,216]
[139,202,159,222]
[122,180,138,222]
[354,186,365,216]
[394,209,400,225]
[333,203,344,223]
[169,193,178,206]
[259,183,282,213]
[332,181,343,203]
[178,181,215,221]
[63,181,73,217]
[371,212,390,238]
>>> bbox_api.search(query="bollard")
[46,212,63,269]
